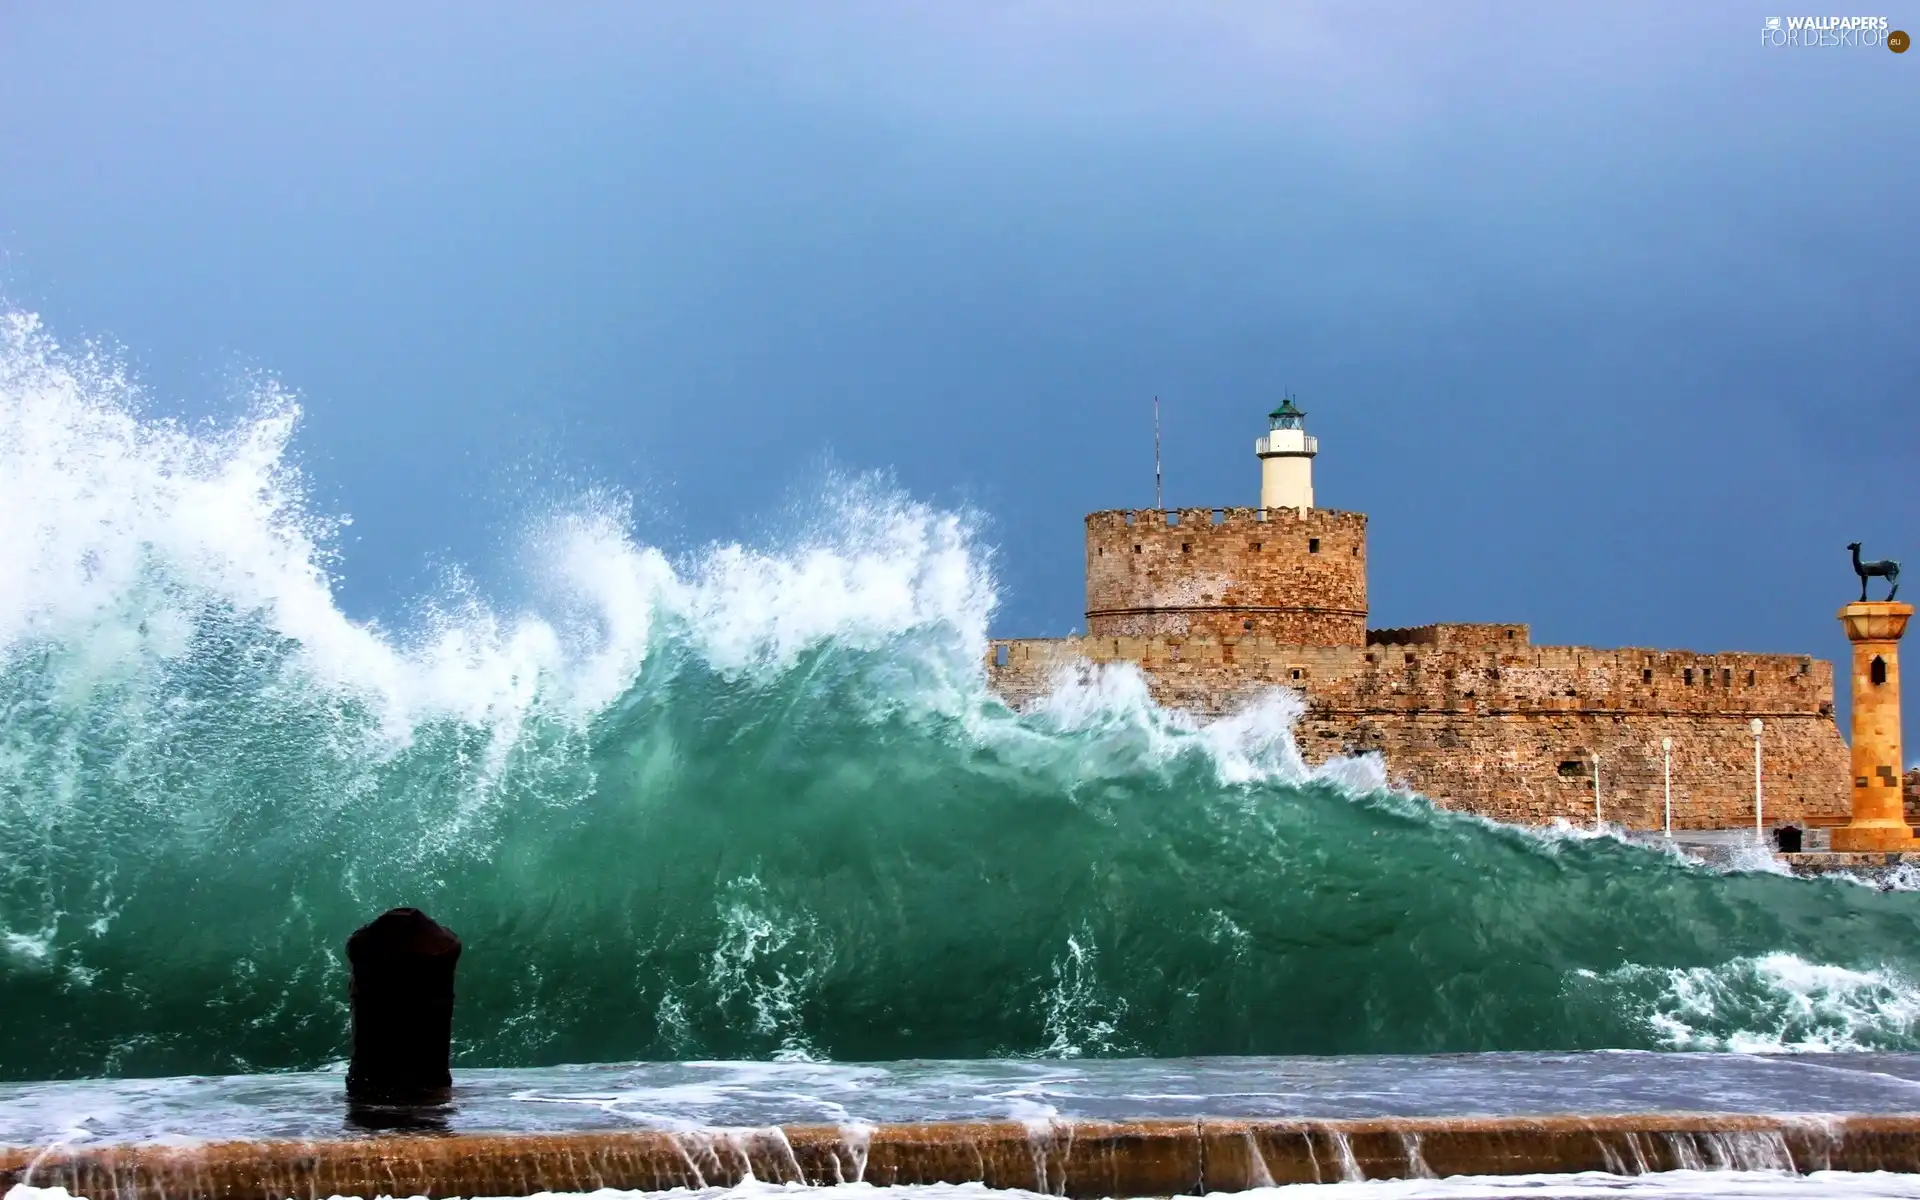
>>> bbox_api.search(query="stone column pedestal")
[1830,601,1913,852]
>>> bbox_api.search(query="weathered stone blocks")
[1830,601,1912,851]
[1085,508,1367,645]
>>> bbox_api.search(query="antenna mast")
[1153,395,1163,510]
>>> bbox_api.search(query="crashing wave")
[4,308,1920,1081]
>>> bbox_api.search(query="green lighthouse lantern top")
[1268,397,1306,431]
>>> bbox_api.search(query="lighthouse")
[1256,398,1318,510]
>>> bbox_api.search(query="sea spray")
[5,307,1920,1082]
[1581,954,1920,1053]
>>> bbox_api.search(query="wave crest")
[6,307,1920,1079]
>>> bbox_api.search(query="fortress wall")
[1084,508,1368,645]
[1294,711,1846,829]
[984,635,1850,829]
[985,638,1080,708]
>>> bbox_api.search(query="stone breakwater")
[9,1115,1920,1199]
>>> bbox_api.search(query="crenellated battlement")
[1084,506,1366,529]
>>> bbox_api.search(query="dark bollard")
[345,907,462,1105]
[1774,825,1804,854]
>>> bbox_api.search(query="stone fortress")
[986,400,1871,831]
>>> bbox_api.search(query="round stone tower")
[1084,402,1367,645]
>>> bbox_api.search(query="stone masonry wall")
[985,634,1850,830]
[1084,508,1367,645]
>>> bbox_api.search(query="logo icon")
[1891,28,1911,51]
[1765,16,1783,30]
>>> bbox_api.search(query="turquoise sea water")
[4,308,1920,1083]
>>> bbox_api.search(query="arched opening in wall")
[1643,669,1653,682]
[995,645,1009,668]
[1558,758,1590,779]
[1309,538,1321,553]
[1872,655,1888,685]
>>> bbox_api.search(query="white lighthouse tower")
[1256,397,1317,510]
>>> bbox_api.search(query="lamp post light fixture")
[1662,737,1673,838]
[1751,718,1765,846]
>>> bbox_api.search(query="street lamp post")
[1593,752,1602,831]
[1751,717,1765,846]
[1662,736,1673,838]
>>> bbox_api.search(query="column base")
[1830,823,1918,852]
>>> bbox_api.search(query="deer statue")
[1849,542,1900,602]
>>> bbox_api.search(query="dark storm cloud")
[0,1,1914,747]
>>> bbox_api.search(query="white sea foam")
[1007,658,1391,792]
[1870,862,1920,892]
[0,310,992,747]
[1035,929,1130,1059]
[0,929,53,966]
[1585,953,1920,1053]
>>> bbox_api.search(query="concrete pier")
[1779,850,1920,887]
[10,1114,1920,1199]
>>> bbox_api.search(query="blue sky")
[2,3,1915,743]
